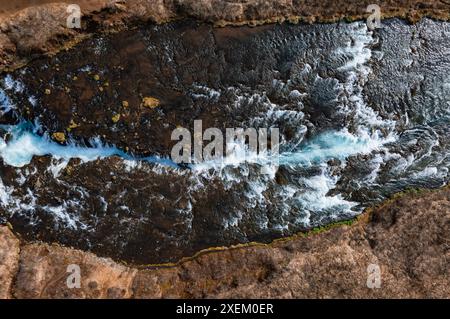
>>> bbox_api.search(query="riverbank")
[1,0,450,72]
[1,186,448,298]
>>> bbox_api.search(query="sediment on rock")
[1,0,450,72]
[2,187,449,299]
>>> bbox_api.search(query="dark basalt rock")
[2,20,357,156]
[2,19,450,265]
[0,156,292,264]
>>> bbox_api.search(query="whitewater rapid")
[1,19,450,263]
[0,21,400,230]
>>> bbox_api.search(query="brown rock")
[0,226,20,299]
[142,97,160,109]
[52,132,66,143]
[14,243,137,299]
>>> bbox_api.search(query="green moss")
[306,218,358,236]
[343,16,355,23]
[390,187,431,200]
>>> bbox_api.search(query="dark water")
[0,19,449,264]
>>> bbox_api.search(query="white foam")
[190,84,221,101]
[0,177,12,206]
[297,170,357,212]
[0,88,14,114]
[3,75,24,93]
[47,158,69,178]
[279,129,391,167]
[337,24,373,72]
[0,128,121,167]
[42,202,86,230]
[222,210,243,229]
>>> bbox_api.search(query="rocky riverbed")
[2,17,450,265]
[0,0,450,298]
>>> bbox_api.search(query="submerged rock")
[3,20,365,155]
[1,19,450,265]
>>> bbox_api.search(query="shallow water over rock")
[1,19,450,264]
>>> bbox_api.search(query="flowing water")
[0,19,449,263]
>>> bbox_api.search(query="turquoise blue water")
[0,123,387,171]
[0,123,179,168]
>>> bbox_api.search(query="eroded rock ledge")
[1,0,450,72]
[1,187,448,299]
